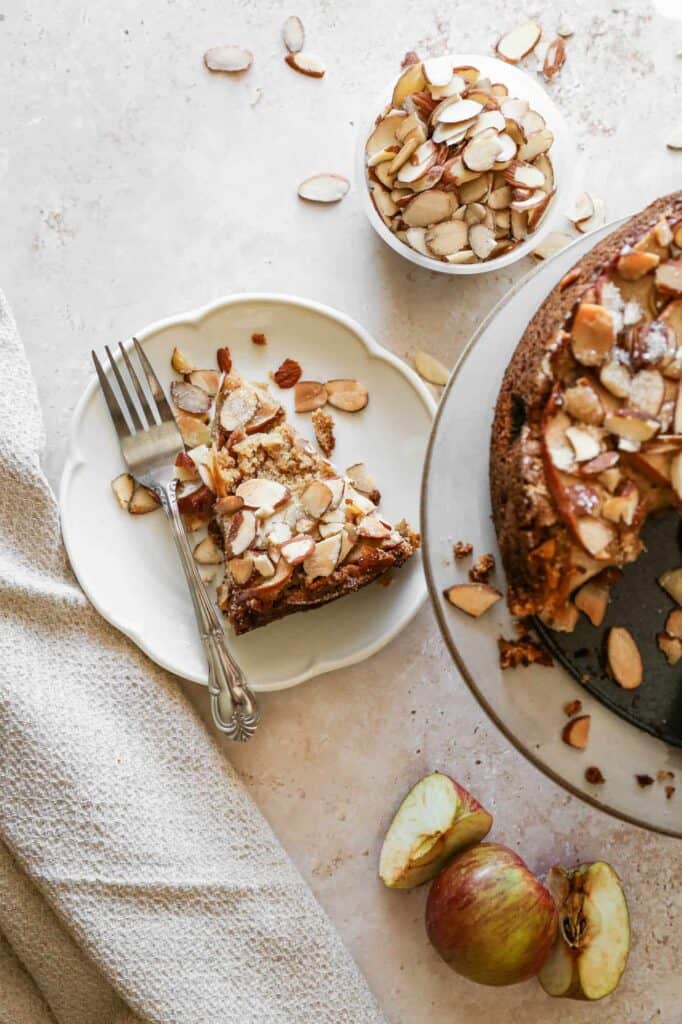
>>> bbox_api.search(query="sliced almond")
[281,534,316,565]
[402,189,453,228]
[405,226,430,255]
[657,632,682,665]
[572,192,594,223]
[346,463,377,495]
[659,567,682,605]
[629,368,664,416]
[236,478,290,510]
[128,482,160,515]
[414,349,449,385]
[325,379,368,412]
[171,347,193,374]
[357,515,391,540]
[607,627,643,690]
[496,21,542,63]
[302,480,333,518]
[458,174,491,204]
[294,380,328,413]
[171,381,212,416]
[298,173,350,203]
[215,494,244,515]
[226,509,257,557]
[111,473,134,511]
[575,581,610,626]
[435,98,483,124]
[469,223,497,260]
[666,607,682,638]
[391,62,426,107]
[532,231,572,260]
[422,56,454,87]
[463,131,502,172]
[245,557,293,595]
[282,15,304,53]
[564,380,605,426]
[616,250,660,281]
[186,369,220,395]
[565,426,601,462]
[304,534,343,579]
[219,386,258,431]
[600,360,631,398]
[252,553,275,578]
[488,185,512,210]
[576,196,606,233]
[284,52,325,77]
[575,516,614,558]
[204,45,253,73]
[445,249,477,264]
[518,128,554,162]
[425,220,468,257]
[443,582,502,617]
[504,161,545,190]
[604,409,660,442]
[655,260,682,297]
[228,556,254,585]
[561,714,591,749]
[193,535,223,565]
[397,140,437,184]
[176,411,212,448]
[365,112,407,159]
[602,481,639,524]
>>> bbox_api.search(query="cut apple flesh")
[379,772,492,889]
[540,862,630,1001]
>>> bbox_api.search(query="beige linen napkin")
[0,290,385,1024]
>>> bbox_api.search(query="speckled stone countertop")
[2,1,681,1020]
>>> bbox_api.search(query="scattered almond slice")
[298,173,350,203]
[128,482,160,515]
[282,15,304,53]
[171,380,212,415]
[561,715,591,749]
[532,231,572,260]
[176,411,212,448]
[284,52,325,77]
[295,380,328,413]
[655,260,682,297]
[574,580,610,626]
[543,37,566,79]
[325,379,368,412]
[171,347,193,374]
[414,349,449,386]
[346,463,377,495]
[607,627,643,689]
[204,45,253,73]
[187,369,220,395]
[576,196,606,233]
[469,224,497,260]
[443,582,502,617]
[658,632,682,665]
[496,21,542,63]
[304,534,342,580]
[198,564,221,584]
[111,473,134,511]
[226,510,257,557]
[301,480,333,517]
[193,535,223,565]
[659,567,682,605]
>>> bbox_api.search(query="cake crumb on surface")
[453,541,473,559]
[469,553,495,583]
[498,636,553,670]
[311,407,335,455]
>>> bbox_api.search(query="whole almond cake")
[491,192,682,631]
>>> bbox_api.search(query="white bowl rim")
[356,52,576,276]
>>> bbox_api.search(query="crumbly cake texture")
[203,375,419,634]
[491,191,682,629]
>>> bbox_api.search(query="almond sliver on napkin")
[0,291,385,1024]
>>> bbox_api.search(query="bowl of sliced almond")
[359,53,575,274]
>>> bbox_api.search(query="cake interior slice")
[491,193,682,631]
[190,374,420,634]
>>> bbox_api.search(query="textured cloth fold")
[0,291,385,1024]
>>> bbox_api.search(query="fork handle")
[159,483,260,742]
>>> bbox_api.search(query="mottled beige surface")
[2,0,681,1021]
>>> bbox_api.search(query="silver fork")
[92,338,260,741]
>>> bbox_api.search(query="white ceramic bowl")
[357,53,576,275]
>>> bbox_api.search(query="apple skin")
[425,843,558,986]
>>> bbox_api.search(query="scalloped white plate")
[60,294,435,691]
[422,223,682,837]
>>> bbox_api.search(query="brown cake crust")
[490,191,682,617]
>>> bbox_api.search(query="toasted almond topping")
[281,534,316,565]
[414,349,449,385]
[228,556,254,585]
[111,473,134,511]
[171,347,194,374]
[187,369,221,395]
[496,21,542,63]
[357,515,391,540]
[236,478,290,510]
[574,580,610,626]
[284,52,325,77]
[193,535,223,565]
[175,411,212,448]
[561,714,590,749]
[219,386,259,431]
[294,380,328,413]
[325,378,368,412]
[304,534,343,579]
[298,173,350,203]
[226,510,257,557]
[659,567,682,605]
[215,494,244,515]
[655,260,682,297]
[607,627,643,689]
[302,479,333,518]
[444,582,502,617]
[128,482,160,515]
[658,632,682,665]
[617,250,660,281]
[282,15,304,53]
[204,45,253,73]
[571,302,614,366]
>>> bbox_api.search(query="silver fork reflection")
[92,338,260,741]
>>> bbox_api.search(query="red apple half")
[539,861,630,1000]
[426,843,558,986]
[379,772,492,889]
